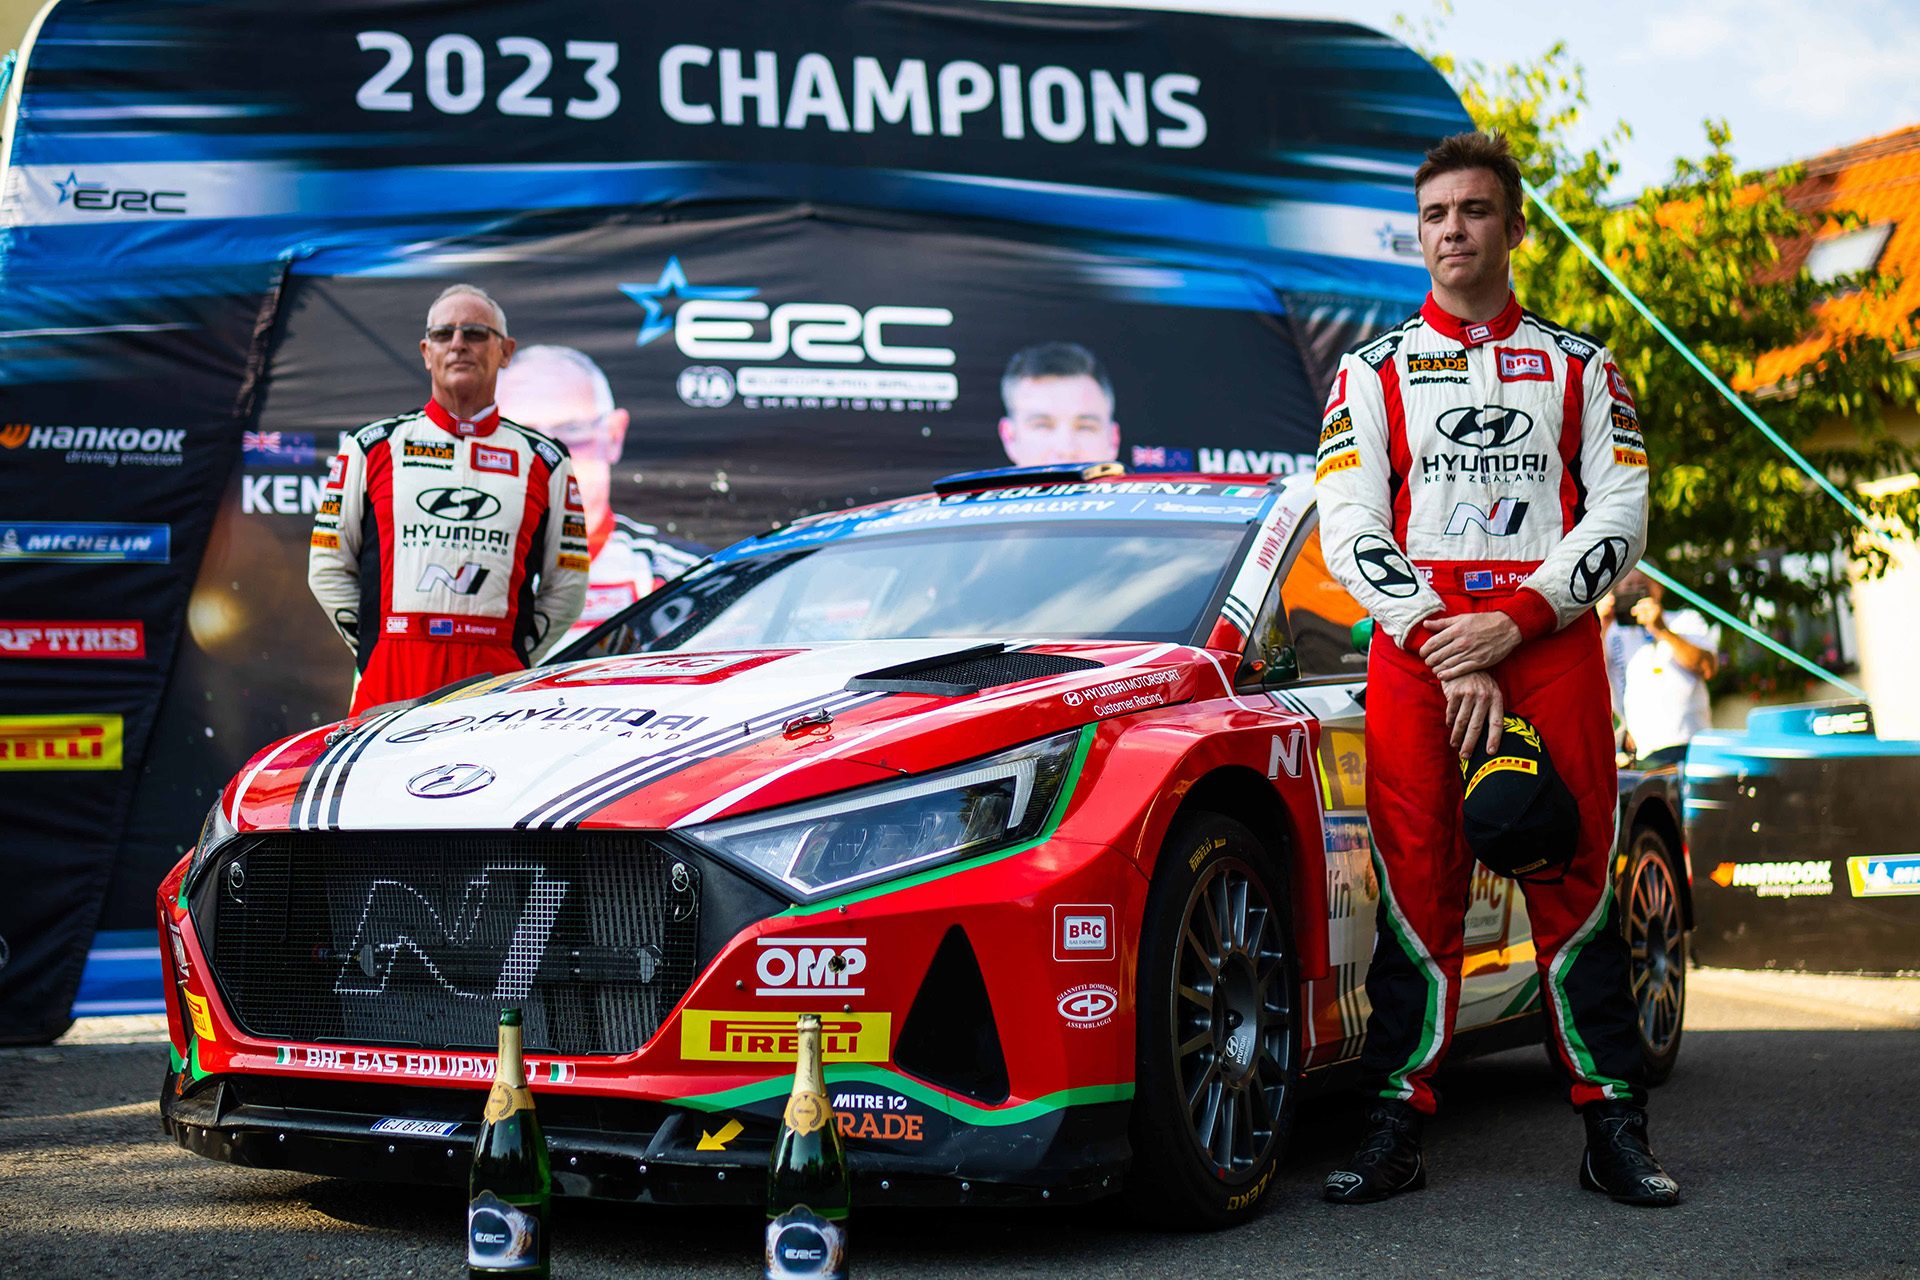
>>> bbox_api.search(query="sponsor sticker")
[1324,368,1348,411]
[558,553,591,572]
[0,714,123,770]
[326,454,349,488]
[1465,322,1492,344]
[1495,347,1552,382]
[371,1117,461,1137]
[1057,983,1119,1029]
[273,1045,575,1082]
[404,439,456,464]
[565,478,584,510]
[831,1088,929,1144]
[1846,854,1920,898]
[1054,905,1116,961]
[755,936,868,996]
[472,442,518,475]
[1315,451,1360,481]
[0,521,170,563]
[0,620,144,659]
[680,1011,891,1062]
[1408,352,1470,374]
[310,530,340,550]
[1605,362,1636,407]
[1708,860,1833,898]
[184,990,217,1041]
[0,422,186,467]
[1614,446,1648,468]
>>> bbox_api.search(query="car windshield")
[568,517,1249,657]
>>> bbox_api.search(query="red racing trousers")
[349,636,523,715]
[1357,566,1646,1114]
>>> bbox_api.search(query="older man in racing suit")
[309,285,588,713]
[1315,132,1678,1207]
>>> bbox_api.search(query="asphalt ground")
[4,969,1916,1280]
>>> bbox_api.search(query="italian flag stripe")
[1371,844,1448,1100]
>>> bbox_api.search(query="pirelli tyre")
[1125,811,1300,1229]
[1623,823,1687,1085]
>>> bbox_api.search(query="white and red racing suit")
[1314,294,1650,1114]
[308,399,589,714]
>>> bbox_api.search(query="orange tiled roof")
[1741,124,1920,390]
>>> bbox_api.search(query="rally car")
[159,464,1690,1228]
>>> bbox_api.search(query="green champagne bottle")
[468,1007,552,1278]
[764,1014,850,1280]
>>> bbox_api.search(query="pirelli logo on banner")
[679,1010,891,1062]
[0,714,124,770]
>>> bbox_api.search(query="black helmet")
[1459,713,1580,883]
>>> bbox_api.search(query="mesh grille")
[202,832,700,1057]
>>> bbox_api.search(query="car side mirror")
[1350,618,1375,655]
[1262,645,1300,686]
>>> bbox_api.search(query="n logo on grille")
[335,866,568,1001]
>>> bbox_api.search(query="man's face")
[419,293,515,407]
[495,360,628,522]
[998,374,1119,467]
[1415,167,1525,298]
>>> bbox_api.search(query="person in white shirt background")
[1600,567,1719,765]
[496,344,705,642]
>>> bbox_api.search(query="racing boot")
[1579,1101,1680,1207]
[1324,1100,1426,1204]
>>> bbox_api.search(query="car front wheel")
[1624,823,1687,1084]
[1125,811,1300,1229]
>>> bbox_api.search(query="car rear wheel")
[1625,823,1687,1084]
[1125,811,1299,1229]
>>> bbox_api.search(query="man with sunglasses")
[496,345,705,642]
[308,284,588,713]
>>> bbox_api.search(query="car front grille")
[198,831,701,1058]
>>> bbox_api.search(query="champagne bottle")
[764,1014,850,1280]
[468,1007,552,1278]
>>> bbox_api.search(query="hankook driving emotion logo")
[1435,405,1536,451]
[414,487,502,523]
[1351,533,1421,598]
[1570,537,1631,605]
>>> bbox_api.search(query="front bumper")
[161,1069,1130,1206]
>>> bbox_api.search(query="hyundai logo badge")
[406,762,497,799]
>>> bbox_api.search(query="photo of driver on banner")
[497,345,706,641]
[997,341,1123,467]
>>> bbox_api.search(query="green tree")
[1402,20,1920,670]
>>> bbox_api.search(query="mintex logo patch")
[679,1011,890,1062]
[1495,347,1552,382]
[1055,904,1115,961]
[472,442,518,475]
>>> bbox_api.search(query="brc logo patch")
[1054,905,1116,961]
[472,442,518,475]
[1495,347,1551,382]
[1324,368,1348,412]
[326,454,349,489]
[565,478,583,510]
[679,1011,891,1062]
[1605,362,1636,407]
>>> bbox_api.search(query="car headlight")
[685,728,1087,901]
[188,798,239,882]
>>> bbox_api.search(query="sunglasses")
[424,323,505,345]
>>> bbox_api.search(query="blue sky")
[1078,0,1920,195]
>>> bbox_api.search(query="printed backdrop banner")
[0,0,1470,1040]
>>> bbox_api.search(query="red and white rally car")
[159,464,1689,1227]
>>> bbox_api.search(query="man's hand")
[1421,612,1522,680]
[1442,670,1505,756]
[1629,596,1665,631]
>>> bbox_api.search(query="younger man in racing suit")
[1315,132,1678,1207]
[309,285,588,713]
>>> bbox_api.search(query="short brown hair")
[1414,131,1524,224]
